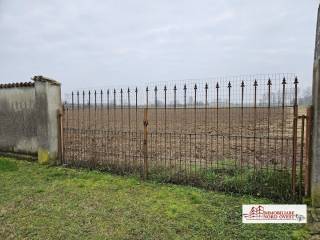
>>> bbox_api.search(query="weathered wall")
[0,84,37,155]
[312,4,320,207]
[34,77,61,162]
[312,59,320,207]
[0,76,61,163]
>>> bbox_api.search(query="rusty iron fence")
[62,74,311,202]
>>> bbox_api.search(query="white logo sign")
[242,204,307,223]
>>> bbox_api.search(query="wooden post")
[306,106,313,197]
[143,108,149,179]
[57,107,64,165]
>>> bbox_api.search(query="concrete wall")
[0,76,61,163]
[312,59,320,207]
[312,4,320,208]
[0,85,37,155]
[34,77,61,162]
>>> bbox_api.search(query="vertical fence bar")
[145,87,149,173]
[146,87,149,108]
[205,83,208,170]
[135,87,138,131]
[281,78,286,169]
[113,89,116,167]
[71,92,74,163]
[120,88,123,130]
[174,85,177,131]
[155,86,158,133]
[299,115,306,201]
[135,87,138,169]
[77,91,80,165]
[143,107,149,179]
[106,89,110,166]
[120,88,124,169]
[88,90,91,167]
[63,102,70,164]
[292,77,299,196]
[100,90,103,165]
[267,79,272,171]
[253,80,258,171]
[113,89,116,130]
[100,90,103,129]
[174,85,177,172]
[82,91,85,163]
[94,90,97,130]
[240,81,245,169]
[164,85,167,169]
[194,84,197,132]
[107,89,110,129]
[194,84,197,174]
[128,87,131,170]
[94,90,97,167]
[216,82,219,168]
[128,88,131,131]
[88,90,91,130]
[227,82,231,166]
[183,84,187,175]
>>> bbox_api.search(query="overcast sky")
[0,1,318,92]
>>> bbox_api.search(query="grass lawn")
[0,157,309,240]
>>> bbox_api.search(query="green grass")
[148,164,300,202]
[0,157,309,240]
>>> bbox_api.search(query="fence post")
[292,77,298,197]
[57,107,64,165]
[306,106,313,197]
[143,107,149,179]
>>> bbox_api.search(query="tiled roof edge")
[0,82,35,89]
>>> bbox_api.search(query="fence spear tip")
[267,78,272,86]
[282,77,287,85]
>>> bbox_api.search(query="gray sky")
[0,0,318,92]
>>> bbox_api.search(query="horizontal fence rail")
[62,74,308,202]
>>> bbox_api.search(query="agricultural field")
[0,157,309,239]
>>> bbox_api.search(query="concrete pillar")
[312,4,320,207]
[312,59,320,207]
[33,76,61,164]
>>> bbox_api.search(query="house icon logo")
[243,205,265,220]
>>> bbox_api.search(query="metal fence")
[62,74,310,202]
